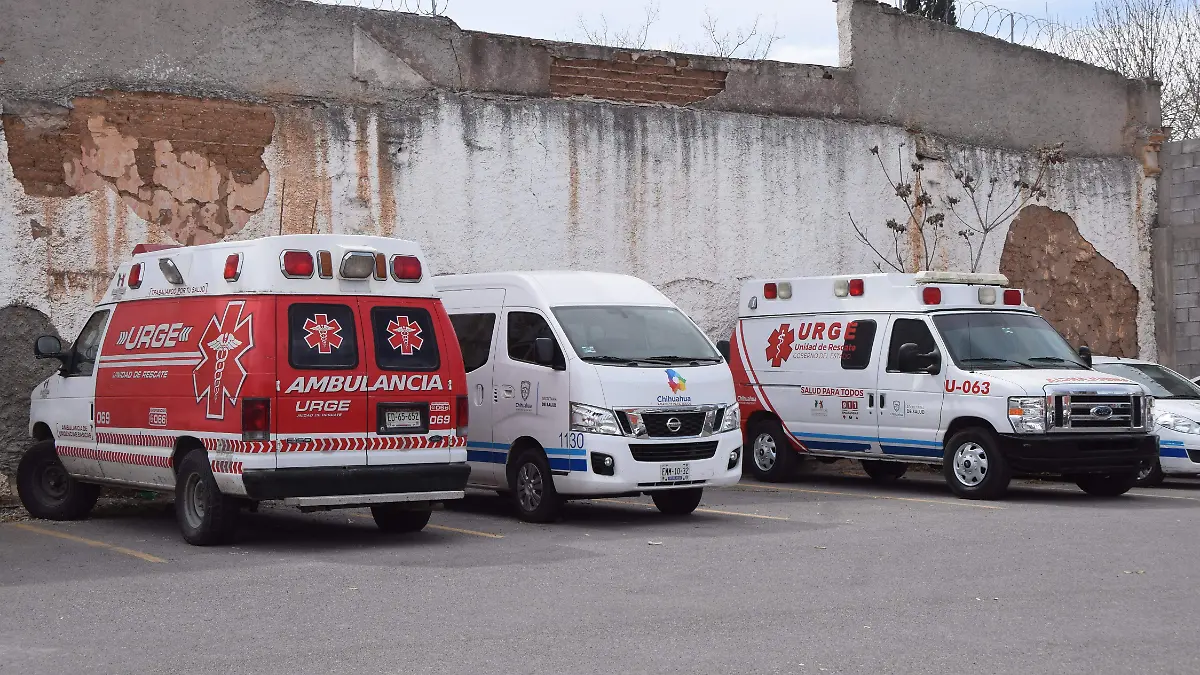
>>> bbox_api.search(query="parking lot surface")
[3,472,1199,675]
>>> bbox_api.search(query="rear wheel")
[371,503,433,533]
[861,460,908,484]
[748,418,796,482]
[17,440,100,520]
[1075,472,1138,497]
[651,488,703,515]
[175,451,239,546]
[509,449,562,523]
[1134,461,1165,488]
[943,428,1011,500]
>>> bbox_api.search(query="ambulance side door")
[44,309,111,479]
[276,298,368,467]
[442,292,505,486]
[875,315,946,458]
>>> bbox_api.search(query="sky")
[368,0,1103,65]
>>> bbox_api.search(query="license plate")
[384,409,422,430]
[660,462,690,482]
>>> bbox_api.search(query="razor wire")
[892,1,1092,61]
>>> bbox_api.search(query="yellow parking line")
[595,498,790,521]
[350,514,503,539]
[737,482,1005,510]
[10,523,167,563]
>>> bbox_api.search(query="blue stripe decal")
[1160,440,1186,446]
[880,444,943,458]
[467,450,507,464]
[1159,439,1189,458]
[793,431,941,449]
[466,442,588,469]
[549,457,589,472]
[546,448,587,457]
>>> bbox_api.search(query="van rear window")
[288,303,359,370]
[371,307,440,371]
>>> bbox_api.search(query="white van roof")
[739,272,1035,317]
[100,234,436,305]
[434,271,675,308]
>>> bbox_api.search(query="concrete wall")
[1154,139,1200,375]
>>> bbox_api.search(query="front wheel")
[1075,472,1138,497]
[17,440,100,520]
[651,488,703,515]
[861,460,908,484]
[1134,461,1165,488]
[371,503,433,533]
[747,419,796,482]
[509,449,562,523]
[943,428,1011,500]
[175,451,239,546]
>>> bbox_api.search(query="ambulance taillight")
[281,250,315,278]
[223,254,242,282]
[456,396,469,437]
[392,255,422,281]
[922,286,942,305]
[833,279,865,297]
[763,283,777,300]
[339,251,375,279]
[242,398,271,441]
[127,262,143,289]
[1004,289,1022,305]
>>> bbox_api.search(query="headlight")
[570,403,623,436]
[718,404,740,433]
[1008,396,1045,434]
[1156,411,1200,434]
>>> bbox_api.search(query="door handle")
[868,393,875,408]
[474,384,484,406]
[879,393,886,407]
[501,385,515,398]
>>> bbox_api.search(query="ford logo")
[666,417,682,432]
[1090,405,1114,418]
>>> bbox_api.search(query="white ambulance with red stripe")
[725,272,1158,499]
[19,235,470,544]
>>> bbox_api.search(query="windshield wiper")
[960,357,1034,369]
[640,355,723,365]
[1027,356,1086,368]
[581,355,639,366]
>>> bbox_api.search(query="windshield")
[1091,362,1200,399]
[551,305,721,365]
[931,312,1088,370]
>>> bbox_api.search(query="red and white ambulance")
[19,235,470,544]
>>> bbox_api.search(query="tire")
[1134,460,1165,488]
[371,503,433,533]
[508,448,562,523]
[16,440,101,520]
[651,488,703,515]
[943,428,1011,500]
[175,450,239,546]
[1075,472,1138,497]
[747,418,797,482]
[861,459,908,484]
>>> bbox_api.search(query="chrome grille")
[1047,386,1146,432]
[616,406,726,438]
[642,412,707,437]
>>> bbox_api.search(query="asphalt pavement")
[2,471,1199,675]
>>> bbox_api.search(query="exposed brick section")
[550,55,727,105]
[2,91,275,244]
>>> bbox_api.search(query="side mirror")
[534,337,556,367]
[1078,345,1093,367]
[716,340,731,360]
[898,342,940,374]
[34,335,65,361]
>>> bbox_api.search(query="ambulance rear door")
[276,298,368,468]
[358,297,451,466]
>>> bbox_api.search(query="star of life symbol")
[766,324,795,368]
[303,314,344,354]
[193,301,254,420]
[386,315,424,355]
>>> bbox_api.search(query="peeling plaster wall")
[0,95,1155,354]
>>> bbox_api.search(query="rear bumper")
[997,433,1158,475]
[242,462,471,500]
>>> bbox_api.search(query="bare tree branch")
[577,1,660,50]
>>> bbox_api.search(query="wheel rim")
[182,473,207,529]
[952,442,989,487]
[753,433,777,472]
[517,463,543,512]
[36,459,70,502]
[1136,464,1154,481]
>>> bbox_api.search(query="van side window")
[886,318,937,372]
[288,303,358,370]
[840,320,877,370]
[370,307,439,371]
[450,313,497,373]
[507,312,561,365]
[67,310,110,377]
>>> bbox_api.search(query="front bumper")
[997,433,1157,475]
[242,462,471,501]
[553,431,743,496]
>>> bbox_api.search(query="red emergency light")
[391,255,422,281]
[132,243,181,256]
[127,262,143,289]
[849,278,864,297]
[281,250,314,278]
[223,254,242,282]
[1003,289,1022,305]
[922,286,942,305]
[763,283,778,300]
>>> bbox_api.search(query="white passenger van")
[434,272,743,521]
[726,272,1158,499]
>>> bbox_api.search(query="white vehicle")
[726,272,1158,499]
[1093,356,1200,486]
[434,272,743,521]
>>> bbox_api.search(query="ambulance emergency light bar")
[753,272,1023,309]
[279,249,422,282]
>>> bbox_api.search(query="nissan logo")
[1090,405,1114,418]
[666,417,682,433]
